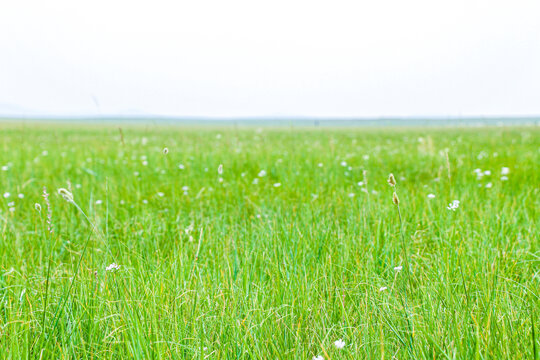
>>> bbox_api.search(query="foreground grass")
[0,124,538,359]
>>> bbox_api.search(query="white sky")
[1,0,539,118]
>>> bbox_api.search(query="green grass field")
[0,124,538,359]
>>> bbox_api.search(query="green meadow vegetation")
[0,123,538,359]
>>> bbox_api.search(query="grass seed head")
[388,173,397,187]
[57,188,74,203]
[392,192,400,205]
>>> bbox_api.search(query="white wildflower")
[258,170,267,177]
[218,164,223,175]
[501,167,510,175]
[18,193,24,199]
[106,263,120,272]
[162,147,169,155]
[394,265,403,272]
[157,192,165,197]
[3,192,10,198]
[485,182,492,188]
[427,193,436,199]
[178,164,185,170]
[334,339,345,349]
[379,286,387,292]
[447,200,460,211]
[273,183,281,187]
[501,176,508,181]
[95,200,103,205]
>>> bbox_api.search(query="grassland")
[0,123,538,359]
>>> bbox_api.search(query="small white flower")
[18,193,24,199]
[447,200,460,211]
[379,286,387,292]
[7,201,15,207]
[42,150,48,156]
[500,176,508,181]
[318,163,323,167]
[371,190,378,195]
[1,166,8,171]
[95,200,103,205]
[485,182,492,188]
[182,186,189,192]
[218,164,223,175]
[348,193,355,198]
[433,177,440,182]
[273,183,281,187]
[362,154,369,160]
[218,177,223,183]
[334,339,345,349]
[76,184,82,189]
[258,170,267,177]
[157,192,165,197]
[142,199,148,204]
[142,160,148,166]
[162,147,169,155]
[252,178,259,185]
[501,167,510,175]
[3,192,10,198]
[483,170,491,176]
[106,263,120,272]
[313,356,324,360]
[340,161,347,167]
[9,207,15,212]
[178,164,185,170]
[357,181,364,186]
[427,194,436,199]
[394,265,403,271]
[134,171,140,177]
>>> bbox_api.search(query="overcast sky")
[1,0,539,118]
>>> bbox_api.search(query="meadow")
[0,123,538,359]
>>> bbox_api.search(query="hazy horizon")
[2,0,540,119]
